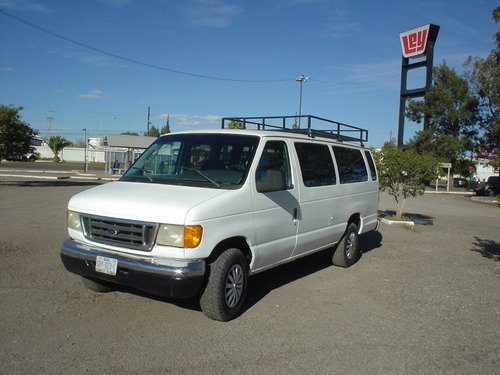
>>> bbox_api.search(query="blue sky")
[0,0,498,147]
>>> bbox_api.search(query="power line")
[0,9,294,83]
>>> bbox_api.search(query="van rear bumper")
[60,239,205,298]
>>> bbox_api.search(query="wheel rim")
[225,264,244,308]
[345,232,357,259]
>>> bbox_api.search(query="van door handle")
[293,208,298,221]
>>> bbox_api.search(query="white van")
[61,116,379,321]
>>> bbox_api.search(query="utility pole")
[147,107,151,136]
[47,110,55,138]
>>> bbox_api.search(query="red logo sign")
[399,25,431,58]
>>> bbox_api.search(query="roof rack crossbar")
[221,115,368,145]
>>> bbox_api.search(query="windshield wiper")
[132,167,153,182]
[176,166,221,188]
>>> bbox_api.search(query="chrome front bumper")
[60,238,206,298]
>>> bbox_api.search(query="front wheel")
[332,223,360,268]
[199,248,248,321]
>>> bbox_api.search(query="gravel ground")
[0,174,499,374]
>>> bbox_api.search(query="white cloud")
[60,49,126,68]
[182,0,243,28]
[1,0,50,12]
[99,0,132,9]
[326,60,402,93]
[78,90,112,100]
[156,113,221,126]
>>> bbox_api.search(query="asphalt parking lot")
[0,164,499,374]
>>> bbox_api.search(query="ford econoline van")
[61,115,379,321]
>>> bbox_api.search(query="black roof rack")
[221,115,368,145]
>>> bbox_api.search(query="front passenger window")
[256,141,292,192]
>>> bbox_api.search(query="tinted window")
[295,143,336,187]
[364,151,378,180]
[256,141,292,191]
[332,146,368,184]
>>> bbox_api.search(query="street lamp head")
[295,75,310,83]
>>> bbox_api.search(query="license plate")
[96,256,118,276]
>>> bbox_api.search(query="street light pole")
[83,128,87,172]
[295,74,310,128]
[99,116,117,139]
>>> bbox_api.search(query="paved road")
[0,173,499,374]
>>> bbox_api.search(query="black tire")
[81,276,114,293]
[199,248,248,321]
[487,189,496,197]
[332,223,359,268]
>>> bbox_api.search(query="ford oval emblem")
[107,228,118,235]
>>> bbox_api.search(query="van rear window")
[332,146,368,184]
[295,143,336,187]
[364,151,378,180]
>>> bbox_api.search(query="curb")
[0,173,69,180]
[379,218,415,227]
[424,191,474,196]
[471,196,498,204]
[0,171,120,182]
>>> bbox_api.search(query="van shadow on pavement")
[115,230,384,318]
[241,230,383,317]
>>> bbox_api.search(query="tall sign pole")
[397,24,439,147]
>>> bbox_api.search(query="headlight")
[156,224,202,248]
[67,210,82,231]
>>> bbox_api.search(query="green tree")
[374,141,439,220]
[47,135,71,162]
[464,6,500,175]
[0,104,38,162]
[120,132,139,136]
[228,120,244,129]
[161,116,171,134]
[147,125,160,138]
[406,62,479,176]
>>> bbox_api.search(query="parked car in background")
[476,176,500,196]
[6,152,37,162]
[453,177,468,188]
[468,180,480,192]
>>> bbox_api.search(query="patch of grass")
[403,225,420,232]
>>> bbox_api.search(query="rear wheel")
[332,223,359,268]
[200,248,248,321]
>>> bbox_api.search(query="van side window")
[295,143,336,187]
[332,146,368,184]
[364,151,378,181]
[256,141,292,192]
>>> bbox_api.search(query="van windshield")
[121,133,259,188]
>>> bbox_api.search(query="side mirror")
[256,169,286,193]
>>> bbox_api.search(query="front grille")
[81,215,157,251]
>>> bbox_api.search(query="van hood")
[68,181,229,224]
